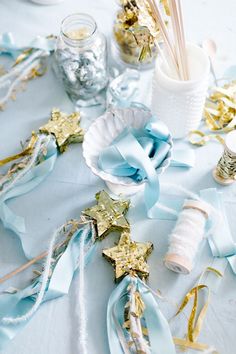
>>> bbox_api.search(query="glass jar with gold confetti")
[55,13,108,104]
[112,0,167,69]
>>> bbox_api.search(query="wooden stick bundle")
[146,0,189,80]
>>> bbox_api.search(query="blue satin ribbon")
[0,32,56,59]
[170,148,195,168]
[99,117,194,218]
[107,275,176,354]
[200,189,236,275]
[0,137,57,258]
[0,222,96,349]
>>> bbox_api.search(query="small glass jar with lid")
[55,13,108,105]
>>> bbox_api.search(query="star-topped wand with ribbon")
[0,190,131,351]
[93,199,176,354]
[0,108,84,258]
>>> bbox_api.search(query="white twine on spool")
[164,199,212,274]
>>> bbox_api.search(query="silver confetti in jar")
[55,13,108,104]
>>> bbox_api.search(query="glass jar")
[55,13,108,104]
[112,1,158,69]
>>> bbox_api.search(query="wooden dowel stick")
[169,0,184,79]
[0,251,48,285]
[0,220,88,285]
[148,0,180,76]
[0,238,69,285]
[176,0,189,79]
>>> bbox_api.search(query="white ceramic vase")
[151,43,210,139]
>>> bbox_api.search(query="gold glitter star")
[39,108,84,153]
[82,190,130,240]
[103,230,153,281]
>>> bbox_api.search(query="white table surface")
[0,0,236,353]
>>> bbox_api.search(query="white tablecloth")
[0,0,236,353]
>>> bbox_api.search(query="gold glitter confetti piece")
[0,133,38,167]
[82,190,130,240]
[26,65,47,79]
[39,108,84,153]
[103,229,153,281]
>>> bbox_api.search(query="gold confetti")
[39,108,84,153]
[82,190,130,240]
[113,0,169,64]
[103,229,153,281]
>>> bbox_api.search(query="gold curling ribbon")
[189,80,236,147]
[188,130,225,146]
[173,267,222,351]
[0,133,38,167]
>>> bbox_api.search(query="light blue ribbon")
[200,188,236,275]
[0,32,56,59]
[0,137,57,258]
[0,222,96,349]
[99,117,194,218]
[107,275,176,354]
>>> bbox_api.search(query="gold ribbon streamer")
[0,133,38,167]
[174,267,222,351]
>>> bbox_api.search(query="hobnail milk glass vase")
[151,43,210,139]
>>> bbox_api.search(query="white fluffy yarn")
[165,200,210,274]
[1,225,62,325]
[0,49,44,107]
[76,229,88,354]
